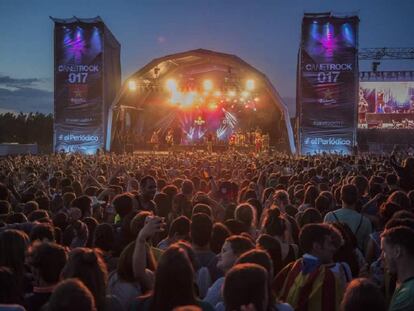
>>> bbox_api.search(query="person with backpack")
[324,184,372,254]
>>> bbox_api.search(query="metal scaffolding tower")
[359,48,414,60]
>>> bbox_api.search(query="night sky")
[0,0,413,115]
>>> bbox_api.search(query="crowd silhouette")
[0,149,413,311]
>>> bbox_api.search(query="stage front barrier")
[357,129,414,153]
[0,144,38,156]
[297,13,359,155]
[366,113,414,124]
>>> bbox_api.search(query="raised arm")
[132,216,164,291]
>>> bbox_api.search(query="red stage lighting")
[209,102,218,110]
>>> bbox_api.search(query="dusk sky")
[0,0,413,115]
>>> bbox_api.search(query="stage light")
[342,23,354,45]
[214,91,222,97]
[254,97,259,102]
[76,28,82,39]
[246,79,255,91]
[245,104,249,109]
[241,91,249,98]
[187,127,195,140]
[209,103,218,110]
[170,91,181,104]
[310,20,319,40]
[203,80,213,91]
[325,23,333,41]
[166,79,177,92]
[223,110,237,128]
[183,91,197,107]
[228,90,236,97]
[128,80,137,91]
[216,126,227,139]
[198,130,207,139]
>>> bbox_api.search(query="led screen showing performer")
[359,81,414,129]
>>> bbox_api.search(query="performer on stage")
[173,125,183,146]
[358,88,368,124]
[410,95,414,112]
[250,130,256,145]
[262,132,270,152]
[234,130,240,146]
[150,129,160,152]
[206,131,213,154]
[166,128,174,152]
[239,132,245,146]
[246,131,251,147]
[229,132,236,152]
[255,129,263,154]
[376,90,385,113]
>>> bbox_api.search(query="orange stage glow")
[228,90,236,97]
[246,79,255,91]
[208,102,218,110]
[166,79,177,92]
[183,91,197,107]
[203,80,213,91]
[128,80,137,91]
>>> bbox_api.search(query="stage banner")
[297,13,359,155]
[53,19,105,154]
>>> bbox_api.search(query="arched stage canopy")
[107,49,295,154]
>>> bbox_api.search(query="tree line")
[0,112,53,149]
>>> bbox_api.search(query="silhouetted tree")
[0,112,53,149]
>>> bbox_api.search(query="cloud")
[0,75,53,114]
[0,86,52,114]
[0,75,41,89]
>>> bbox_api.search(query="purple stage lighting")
[320,22,336,57]
[62,26,86,63]
[341,23,355,46]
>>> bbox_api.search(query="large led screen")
[358,81,414,129]
[297,14,359,155]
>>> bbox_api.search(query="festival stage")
[125,143,256,154]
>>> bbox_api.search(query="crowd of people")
[0,149,414,311]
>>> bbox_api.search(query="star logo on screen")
[318,88,337,105]
[324,89,333,99]
[74,89,82,97]
[68,84,88,105]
